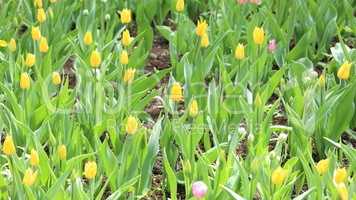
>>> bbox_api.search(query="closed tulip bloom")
[318,74,325,87]
[121,29,132,47]
[20,72,31,90]
[120,9,131,24]
[316,159,329,175]
[83,31,93,46]
[192,181,208,199]
[23,168,37,186]
[189,99,199,117]
[235,43,245,60]
[268,39,277,53]
[200,33,209,48]
[337,61,352,80]
[34,0,42,8]
[84,161,97,179]
[37,8,46,23]
[336,183,348,200]
[25,53,36,67]
[0,40,7,47]
[271,167,288,185]
[120,50,129,65]
[196,20,208,37]
[90,50,101,68]
[39,37,49,53]
[123,68,136,84]
[253,27,265,45]
[8,38,16,52]
[334,168,347,184]
[176,0,184,12]
[254,93,262,107]
[52,72,61,85]
[30,149,39,166]
[2,135,16,156]
[126,116,139,134]
[31,26,41,41]
[58,145,67,160]
[170,82,183,102]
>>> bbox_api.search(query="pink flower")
[192,181,208,199]
[249,0,262,4]
[237,0,248,4]
[268,39,277,53]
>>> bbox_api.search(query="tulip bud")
[200,33,209,48]
[84,161,97,179]
[196,20,208,37]
[120,50,129,65]
[58,144,67,160]
[34,0,42,8]
[315,159,329,175]
[90,50,101,68]
[25,53,36,67]
[123,68,136,84]
[318,74,325,87]
[336,183,348,200]
[52,72,61,85]
[83,31,93,46]
[235,43,245,60]
[126,116,139,134]
[31,26,41,41]
[8,38,16,52]
[119,9,131,24]
[39,37,49,53]
[23,168,37,186]
[271,167,288,185]
[334,168,347,184]
[253,27,265,45]
[2,135,16,155]
[189,99,198,117]
[176,0,184,12]
[254,92,262,107]
[121,29,132,47]
[268,39,277,53]
[170,82,183,102]
[20,72,31,90]
[30,149,39,166]
[0,40,7,47]
[192,181,208,199]
[37,8,46,23]
[337,61,352,80]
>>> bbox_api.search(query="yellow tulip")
[334,168,347,184]
[336,183,348,200]
[37,8,46,23]
[30,149,39,166]
[253,27,265,45]
[316,159,329,175]
[120,9,131,24]
[84,161,97,179]
[121,29,132,47]
[23,168,37,186]
[52,72,61,85]
[34,0,42,8]
[176,0,184,12]
[196,19,208,37]
[0,40,7,47]
[20,72,31,90]
[58,144,67,160]
[318,74,325,87]
[254,92,262,107]
[123,68,136,84]
[90,50,101,68]
[170,82,183,102]
[2,135,16,156]
[120,50,129,65]
[126,116,139,134]
[31,26,41,41]
[271,167,288,185]
[25,53,36,67]
[235,43,245,60]
[8,38,16,52]
[189,99,198,117]
[39,37,49,53]
[83,31,93,46]
[337,61,352,80]
[200,33,209,48]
